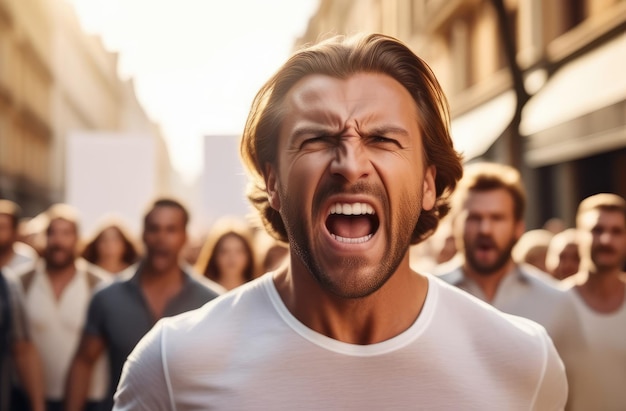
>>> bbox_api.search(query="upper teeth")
[329,202,375,216]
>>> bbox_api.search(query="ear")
[265,163,281,211]
[421,165,436,211]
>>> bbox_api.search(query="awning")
[521,35,626,136]
[450,90,516,160]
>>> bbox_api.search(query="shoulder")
[430,275,555,345]
[89,271,136,306]
[16,263,38,293]
[519,263,562,286]
[155,275,274,353]
[434,265,463,285]
[185,271,226,298]
[518,266,572,307]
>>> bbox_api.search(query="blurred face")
[215,234,250,280]
[45,218,78,269]
[554,242,580,279]
[0,214,16,252]
[265,73,436,298]
[579,209,626,272]
[460,189,524,275]
[142,206,187,272]
[95,227,126,263]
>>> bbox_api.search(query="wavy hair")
[240,33,463,245]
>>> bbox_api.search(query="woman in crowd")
[81,217,140,276]
[194,217,256,291]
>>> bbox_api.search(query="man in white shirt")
[437,162,583,404]
[114,33,567,410]
[19,204,109,411]
[564,193,626,410]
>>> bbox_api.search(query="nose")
[598,230,613,245]
[478,218,492,234]
[329,137,371,184]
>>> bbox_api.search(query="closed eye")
[300,135,336,149]
[368,135,403,148]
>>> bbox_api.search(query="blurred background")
[0,0,624,239]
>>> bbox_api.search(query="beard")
[0,241,13,255]
[45,246,76,270]
[465,235,517,276]
[279,179,420,299]
[590,244,624,272]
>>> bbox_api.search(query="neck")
[140,261,182,284]
[96,257,128,274]
[582,265,625,295]
[275,253,427,344]
[462,259,515,303]
[46,262,77,278]
[218,270,247,290]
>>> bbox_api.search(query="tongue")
[327,215,372,238]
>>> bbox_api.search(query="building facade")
[297,0,626,228]
[0,0,174,216]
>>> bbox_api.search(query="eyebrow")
[365,126,411,138]
[290,126,337,141]
[290,124,411,140]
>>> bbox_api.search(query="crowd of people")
[0,32,624,410]
[0,197,288,410]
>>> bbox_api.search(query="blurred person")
[0,267,45,411]
[564,193,626,410]
[114,34,565,410]
[18,204,109,411]
[65,198,223,411]
[254,229,289,274]
[438,162,583,405]
[430,215,457,265]
[261,242,289,273]
[543,217,566,235]
[181,232,204,267]
[512,229,554,273]
[0,200,38,274]
[546,228,580,281]
[410,216,457,274]
[81,217,140,276]
[194,217,256,290]
[17,213,49,257]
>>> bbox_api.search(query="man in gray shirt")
[65,198,223,411]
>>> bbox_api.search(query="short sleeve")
[113,318,172,411]
[83,290,107,337]
[532,329,568,410]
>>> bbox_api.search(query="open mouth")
[325,202,379,244]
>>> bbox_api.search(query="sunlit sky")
[69,0,320,182]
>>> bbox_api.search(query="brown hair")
[81,219,140,266]
[194,217,256,283]
[453,162,526,221]
[240,33,463,245]
[576,193,626,227]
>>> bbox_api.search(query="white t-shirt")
[565,287,626,411]
[114,273,566,410]
[438,265,584,405]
